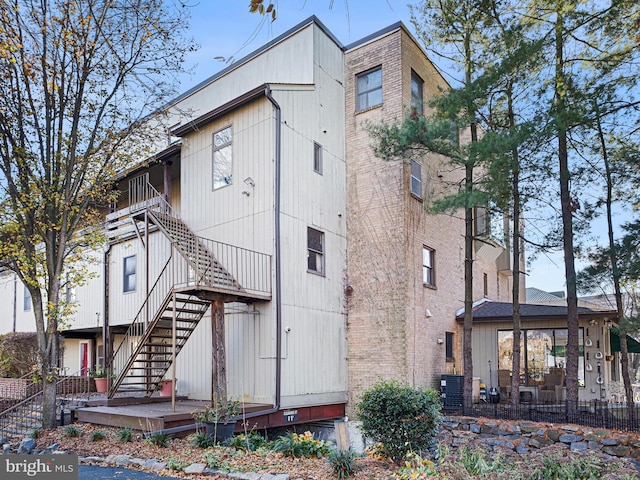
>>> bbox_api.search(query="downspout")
[146,86,282,437]
[265,84,282,414]
[12,272,17,332]
[103,244,111,375]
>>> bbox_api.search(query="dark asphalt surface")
[79,465,183,479]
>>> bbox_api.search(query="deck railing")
[0,371,92,438]
[450,399,640,432]
[129,175,271,298]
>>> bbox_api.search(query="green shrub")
[63,425,81,437]
[118,428,133,443]
[327,449,359,479]
[394,451,438,479]
[355,379,442,463]
[190,431,214,449]
[202,448,234,472]
[224,432,267,451]
[166,456,189,471]
[145,432,169,447]
[89,430,106,441]
[270,431,331,458]
[30,428,42,439]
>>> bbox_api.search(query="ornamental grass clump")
[356,379,442,463]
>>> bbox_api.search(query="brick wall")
[345,26,517,414]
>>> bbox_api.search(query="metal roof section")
[456,300,616,322]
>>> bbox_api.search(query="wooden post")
[211,299,227,405]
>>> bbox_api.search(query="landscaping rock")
[570,442,588,452]
[601,437,619,446]
[603,445,631,457]
[559,433,578,443]
[17,438,36,454]
[182,463,206,474]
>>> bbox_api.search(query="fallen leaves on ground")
[35,424,397,479]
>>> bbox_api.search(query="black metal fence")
[444,399,640,432]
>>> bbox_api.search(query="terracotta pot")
[94,377,108,393]
[159,379,176,397]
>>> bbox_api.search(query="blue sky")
[177,0,579,296]
[179,1,418,88]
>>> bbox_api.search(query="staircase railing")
[171,235,271,298]
[130,176,271,298]
[0,370,92,438]
[109,256,174,389]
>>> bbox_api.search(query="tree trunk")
[596,103,635,417]
[508,85,522,407]
[211,299,227,404]
[555,12,579,413]
[462,28,477,409]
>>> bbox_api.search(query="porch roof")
[456,301,616,323]
[610,330,640,353]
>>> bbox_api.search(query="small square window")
[411,70,423,114]
[422,247,435,287]
[307,227,325,275]
[410,160,422,198]
[314,142,323,175]
[123,255,136,293]
[356,67,382,111]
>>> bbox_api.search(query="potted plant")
[192,396,241,443]
[89,366,113,393]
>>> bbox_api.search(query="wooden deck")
[73,395,346,435]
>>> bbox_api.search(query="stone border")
[439,415,640,469]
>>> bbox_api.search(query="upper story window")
[423,246,435,287]
[314,142,323,175]
[23,286,31,311]
[475,204,506,246]
[123,255,136,293]
[356,67,382,111]
[410,159,422,198]
[307,227,325,275]
[66,280,76,304]
[213,126,233,190]
[411,70,424,114]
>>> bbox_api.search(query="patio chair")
[539,373,564,403]
[498,369,511,397]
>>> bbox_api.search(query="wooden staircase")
[107,178,271,398]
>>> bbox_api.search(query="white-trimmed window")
[356,67,382,111]
[65,274,76,304]
[422,247,435,287]
[213,126,233,190]
[307,227,325,275]
[411,70,424,114]
[123,255,136,293]
[314,142,323,175]
[410,159,422,198]
[23,286,31,311]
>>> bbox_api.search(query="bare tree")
[0,0,193,429]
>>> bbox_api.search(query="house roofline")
[114,143,181,182]
[167,16,343,108]
[171,84,270,137]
